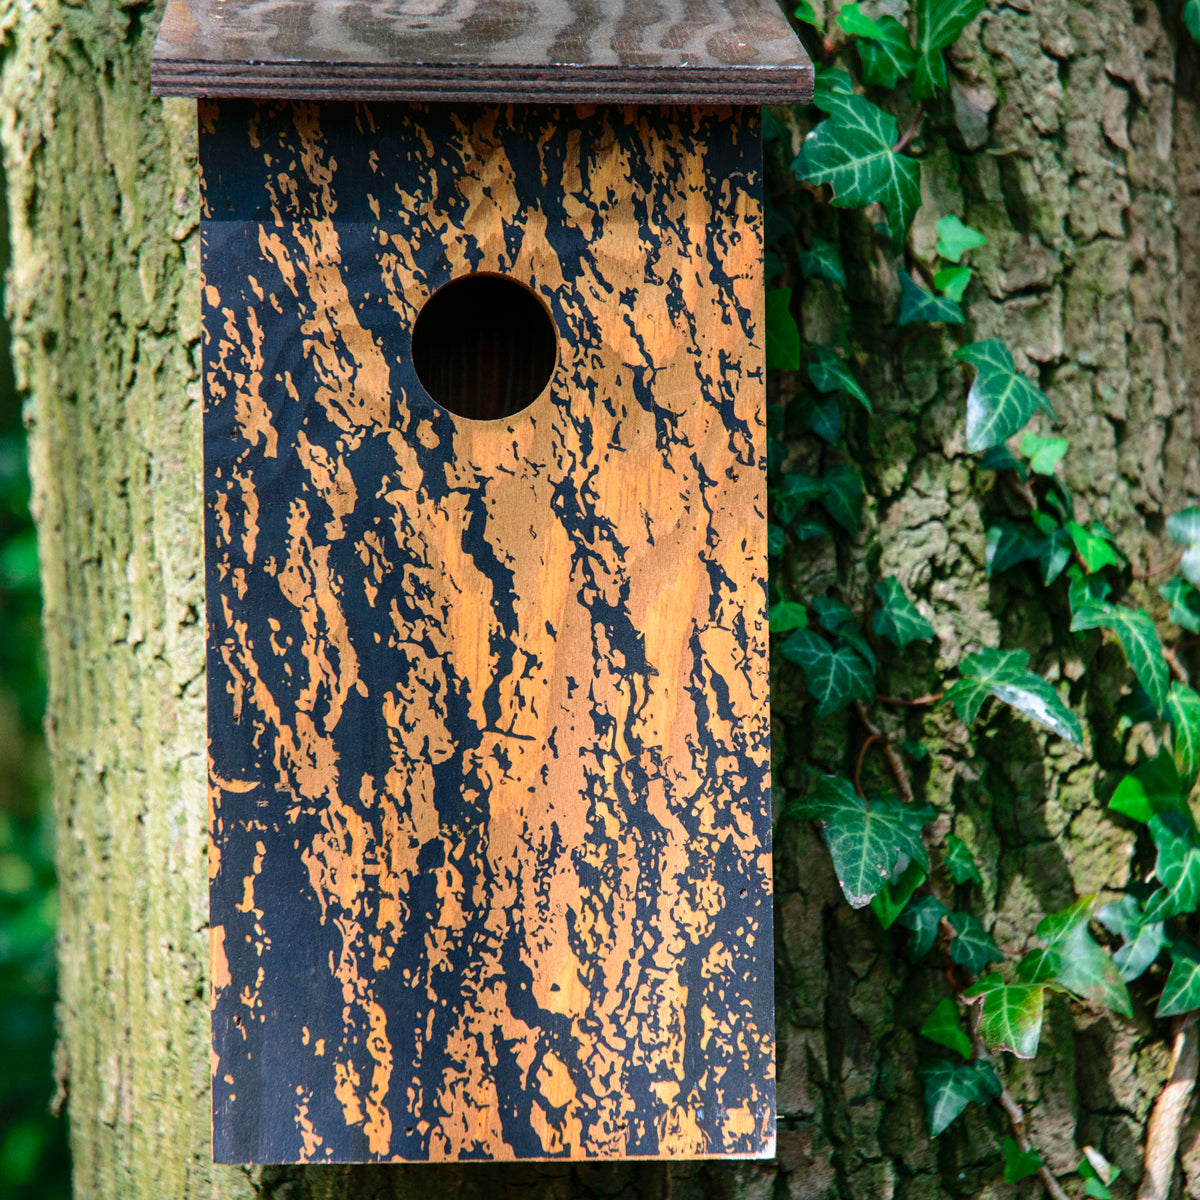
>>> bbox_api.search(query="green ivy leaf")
[1167,682,1200,783]
[1161,578,1200,633]
[820,464,864,535]
[935,213,988,262]
[920,1058,1001,1136]
[1020,433,1068,475]
[1003,1138,1043,1185]
[1079,1148,1121,1200]
[947,912,1004,973]
[1185,0,1200,42]
[774,471,824,524]
[1071,601,1169,715]
[792,776,936,908]
[1108,751,1186,826]
[873,576,935,650]
[837,2,882,37]
[978,445,1025,474]
[870,859,926,928]
[945,834,983,885]
[933,265,972,302]
[897,269,965,326]
[944,647,1082,746]
[955,340,1057,452]
[768,523,786,557]
[768,601,809,633]
[898,894,948,959]
[914,0,987,99]
[920,998,972,1058]
[963,975,1045,1058]
[812,594,876,668]
[1035,896,1132,1016]
[857,15,919,88]
[802,395,842,443]
[1096,895,1166,983]
[1158,942,1200,1017]
[1167,507,1200,586]
[985,523,1043,578]
[813,65,854,94]
[1142,814,1200,923]
[781,629,874,717]
[1067,521,1124,574]
[765,288,801,369]
[793,92,921,245]
[799,238,846,288]
[1016,947,1062,984]
[793,0,820,25]
[793,516,832,541]
[807,345,872,411]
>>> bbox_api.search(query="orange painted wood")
[202,99,773,1163]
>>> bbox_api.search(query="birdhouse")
[152,0,812,1166]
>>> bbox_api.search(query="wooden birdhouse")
[151,0,812,1165]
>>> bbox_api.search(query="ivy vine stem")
[853,699,915,803]
[891,103,925,154]
[1137,1016,1198,1200]
[1131,551,1184,581]
[968,1020,1071,1200]
[876,690,945,708]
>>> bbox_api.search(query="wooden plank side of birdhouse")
[202,99,772,1164]
[152,0,814,104]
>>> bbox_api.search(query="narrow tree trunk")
[4,0,1199,1197]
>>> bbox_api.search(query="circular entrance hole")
[411,274,558,421]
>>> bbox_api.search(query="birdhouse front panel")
[202,99,772,1164]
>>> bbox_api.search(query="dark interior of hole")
[411,275,558,421]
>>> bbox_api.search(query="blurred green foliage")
[0,169,69,1197]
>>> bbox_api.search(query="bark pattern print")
[201,100,773,1164]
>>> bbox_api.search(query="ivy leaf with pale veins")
[920,998,972,1058]
[945,833,983,884]
[1071,601,1169,715]
[873,576,935,650]
[799,238,846,288]
[1096,895,1166,983]
[812,594,876,669]
[1035,896,1131,1015]
[1161,578,1200,633]
[1108,750,1187,827]
[793,91,921,245]
[857,14,919,88]
[920,1058,1001,1136]
[820,464,864,535]
[936,213,988,262]
[1142,814,1200,923]
[913,0,987,99]
[807,345,871,411]
[898,893,948,959]
[781,629,874,717]
[1168,683,1200,783]
[897,269,965,326]
[944,647,1082,746]
[947,911,1004,973]
[963,975,1045,1058]
[1168,506,1200,586]
[985,523,1043,578]
[765,287,801,369]
[1017,947,1061,984]
[1158,943,1200,1017]
[955,340,1057,452]
[792,776,936,908]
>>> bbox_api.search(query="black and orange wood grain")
[202,98,773,1164]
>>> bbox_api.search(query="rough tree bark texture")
[2,0,1198,1198]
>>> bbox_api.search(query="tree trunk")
[3,0,1199,1197]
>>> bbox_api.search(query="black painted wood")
[151,0,813,102]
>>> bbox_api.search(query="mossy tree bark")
[3,0,1198,1196]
